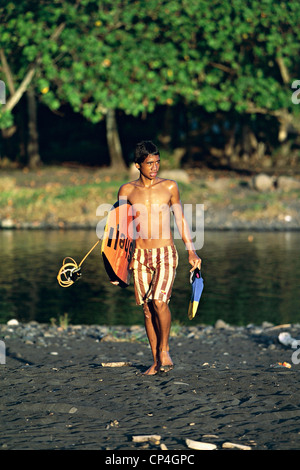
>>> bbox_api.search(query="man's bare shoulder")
[159,178,179,191]
[160,178,181,204]
[118,180,139,196]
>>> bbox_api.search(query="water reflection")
[0,230,299,326]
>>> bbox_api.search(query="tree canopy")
[0,0,299,167]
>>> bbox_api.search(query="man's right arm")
[118,183,131,202]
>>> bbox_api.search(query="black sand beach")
[1,321,300,451]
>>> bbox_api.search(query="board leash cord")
[57,239,100,288]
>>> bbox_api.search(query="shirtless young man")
[118,141,201,375]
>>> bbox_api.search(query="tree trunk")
[106,108,126,170]
[158,106,173,149]
[26,86,41,168]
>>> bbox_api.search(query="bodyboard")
[101,200,136,288]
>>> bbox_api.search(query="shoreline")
[1,320,300,450]
[1,216,300,231]
[1,167,300,232]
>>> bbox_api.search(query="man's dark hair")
[134,141,160,165]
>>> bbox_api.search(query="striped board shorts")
[131,245,178,305]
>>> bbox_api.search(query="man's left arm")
[169,181,202,272]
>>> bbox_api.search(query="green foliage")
[0,0,299,130]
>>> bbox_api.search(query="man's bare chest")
[129,184,172,208]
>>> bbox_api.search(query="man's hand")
[188,251,202,272]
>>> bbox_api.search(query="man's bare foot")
[142,363,159,376]
[159,350,174,372]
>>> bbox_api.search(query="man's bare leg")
[152,299,174,371]
[142,302,160,375]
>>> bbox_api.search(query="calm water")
[0,230,299,326]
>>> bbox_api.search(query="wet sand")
[1,322,300,451]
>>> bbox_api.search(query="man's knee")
[152,299,168,311]
[143,302,151,319]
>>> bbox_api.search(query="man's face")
[136,154,160,179]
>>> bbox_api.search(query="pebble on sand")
[185,439,217,450]
[132,435,161,445]
[222,442,251,450]
[101,362,132,367]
